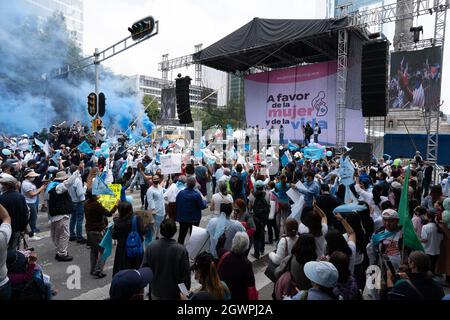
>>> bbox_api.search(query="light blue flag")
[77,141,94,155]
[333,203,368,215]
[288,141,300,151]
[119,161,128,177]
[51,150,61,165]
[161,139,169,149]
[303,144,326,160]
[194,150,203,159]
[339,156,355,186]
[281,153,289,167]
[92,175,115,196]
[156,153,160,163]
[34,138,44,149]
[99,223,114,262]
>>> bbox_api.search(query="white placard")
[160,153,182,175]
[286,188,302,203]
[185,226,210,261]
[296,180,309,193]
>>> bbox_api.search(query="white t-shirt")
[421,223,443,256]
[298,223,328,258]
[21,179,38,204]
[211,192,234,215]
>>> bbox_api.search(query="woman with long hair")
[191,252,231,300]
[112,201,145,276]
[299,203,328,258]
[275,174,290,233]
[330,251,361,300]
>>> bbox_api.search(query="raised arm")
[335,213,356,244]
[313,201,327,226]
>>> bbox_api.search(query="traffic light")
[98,92,106,117]
[128,16,155,41]
[175,75,192,124]
[87,92,97,117]
[91,118,103,132]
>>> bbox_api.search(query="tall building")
[134,75,218,108]
[227,74,244,105]
[22,0,84,49]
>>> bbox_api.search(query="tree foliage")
[143,95,161,123]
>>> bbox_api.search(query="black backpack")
[229,174,243,195]
[318,127,322,134]
[253,193,270,223]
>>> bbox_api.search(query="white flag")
[43,140,50,156]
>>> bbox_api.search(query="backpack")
[318,127,322,134]
[126,215,143,258]
[229,174,243,195]
[253,193,270,222]
[273,256,298,300]
[11,273,48,300]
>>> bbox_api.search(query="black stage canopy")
[193,17,368,73]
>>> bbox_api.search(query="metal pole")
[94,48,100,97]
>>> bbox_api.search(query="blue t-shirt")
[276,182,290,201]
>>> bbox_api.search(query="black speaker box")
[347,142,372,165]
[361,40,389,117]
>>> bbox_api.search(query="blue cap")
[255,180,265,189]
[110,267,153,300]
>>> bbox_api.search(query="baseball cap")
[0,173,18,187]
[109,267,153,300]
[304,261,338,288]
[255,180,265,189]
[382,209,399,220]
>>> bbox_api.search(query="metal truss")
[336,29,348,149]
[161,54,169,85]
[158,54,193,72]
[349,0,449,27]
[194,44,203,87]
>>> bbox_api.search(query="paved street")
[27,190,275,300]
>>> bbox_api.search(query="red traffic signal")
[87,92,97,117]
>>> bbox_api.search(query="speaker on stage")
[361,39,389,117]
[347,142,372,165]
[176,75,193,124]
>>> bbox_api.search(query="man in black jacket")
[0,173,28,250]
[141,219,190,300]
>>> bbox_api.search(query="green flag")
[398,165,424,251]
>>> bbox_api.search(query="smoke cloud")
[0,2,144,135]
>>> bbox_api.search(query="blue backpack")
[126,215,143,258]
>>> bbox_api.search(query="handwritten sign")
[160,153,182,175]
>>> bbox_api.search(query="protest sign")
[98,184,121,211]
[160,153,182,175]
[286,188,302,203]
[185,226,210,261]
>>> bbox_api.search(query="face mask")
[29,178,36,182]
[153,180,159,185]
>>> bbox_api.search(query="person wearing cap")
[0,173,29,250]
[141,219,190,300]
[285,261,339,300]
[367,209,404,272]
[47,162,85,262]
[21,169,47,241]
[109,267,153,300]
[0,204,12,300]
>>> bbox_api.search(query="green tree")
[143,95,160,122]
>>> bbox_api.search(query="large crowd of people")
[1,121,450,301]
